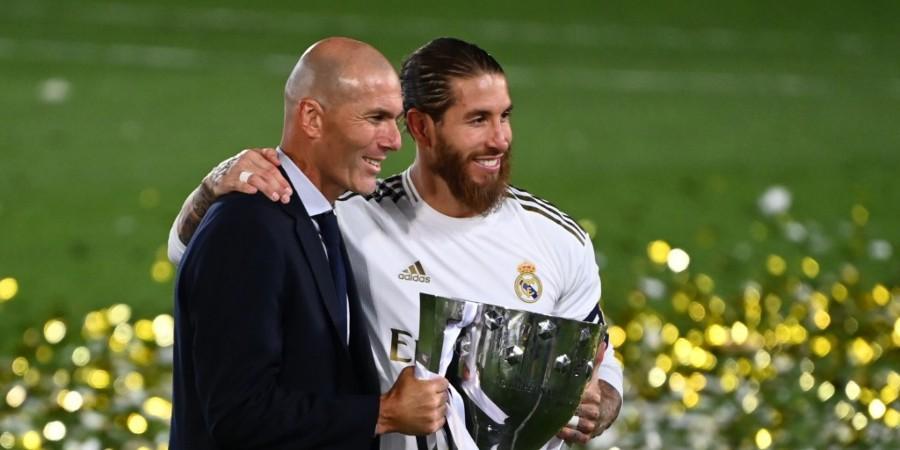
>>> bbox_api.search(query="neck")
[280,140,336,205]
[409,158,479,218]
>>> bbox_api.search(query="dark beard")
[430,138,511,215]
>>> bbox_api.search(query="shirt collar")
[277,147,331,217]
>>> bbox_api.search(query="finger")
[249,159,292,201]
[576,404,601,421]
[576,418,598,435]
[426,376,449,390]
[556,427,588,445]
[259,147,282,166]
[246,172,288,202]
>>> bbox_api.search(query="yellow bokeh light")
[647,240,671,264]
[709,296,726,316]
[766,254,786,276]
[0,432,14,449]
[112,323,135,346]
[83,311,110,339]
[689,347,709,368]
[608,325,625,347]
[720,372,739,392]
[846,380,861,401]
[706,324,728,346]
[811,336,831,357]
[851,204,868,226]
[835,401,853,419]
[851,412,868,430]
[799,372,815,391]
[818,381,836,401]
[688,302,706,322]
[695,274,714,294]
[60,390,83,412]
[688,372,707,391]
[869,399,886,420]
[123,372,144,391]
[86,369,111,389]
[151,260,175,283]
[831,283,848,302]
[135,319,155,341]
[737,358,752,376]
[790,325,808,344]
[661,323,679,345]
[801,257,819,278]
[668,372,686,393]
[850,338,875,365]
[881,384,899,404]
[656,354,673,372]
[626,321,644,341]
[674,338,693,363]
[731,322,749,345]
[754,350,771,369]
[107,303,132,325]
[742,393,759,413]
[22,431,41,450]
[813,310,831,330]
[0,277,19,302]
[127,413,149,434]
[682,388,699,408]
[667,248,690,273]
[143,396,173,420]
[884,409,899,428]
[42,421,66,441]
[43,319,67,344]
[672,292,690,312]
[648,367,667,388]
[872,284,890,306]
[755,428,772,449]
[153,314,175,347]
[5,385,26,408]
[72,346,91,367]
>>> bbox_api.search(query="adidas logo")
[398,261,431,283]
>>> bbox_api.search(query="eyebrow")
[368,108,402,120]
[464,104,514,118]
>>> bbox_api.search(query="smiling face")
[427,73,513,213]
[315,72,403,200]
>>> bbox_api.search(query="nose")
[380,120,402,152]
[487,120,511,152]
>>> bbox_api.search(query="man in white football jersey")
[168,37,622,449]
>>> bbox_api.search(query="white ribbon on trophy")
[415,301,509,450]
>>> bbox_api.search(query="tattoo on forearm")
[595,379,622,435]
[177,182,215,244]
[176,156,238,245]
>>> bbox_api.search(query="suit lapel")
[277,167,349,352]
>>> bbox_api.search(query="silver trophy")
[417,293,607,450]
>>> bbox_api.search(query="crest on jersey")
[514,262,543,303]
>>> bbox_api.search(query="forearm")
[595,379,622,434]
[175,178,216,246]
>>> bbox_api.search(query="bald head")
[284,37,396,118]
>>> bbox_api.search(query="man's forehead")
[448,73,511,111]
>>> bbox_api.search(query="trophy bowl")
[417,293,608,450]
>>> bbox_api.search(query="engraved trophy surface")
[417,293,607,450]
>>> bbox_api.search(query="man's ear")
[406,109,435,149]
[296,98,325,139]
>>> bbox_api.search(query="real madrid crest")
[514,262,543,303]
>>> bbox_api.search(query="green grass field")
[2,0,899,351]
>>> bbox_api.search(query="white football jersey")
[167,169,623,450]
[336,170,622,450]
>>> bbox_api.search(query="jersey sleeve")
[167,218,187,264]
[556,237,624,397]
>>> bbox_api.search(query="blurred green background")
[1,0,899,448]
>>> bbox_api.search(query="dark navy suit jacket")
[170,178,381,449]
